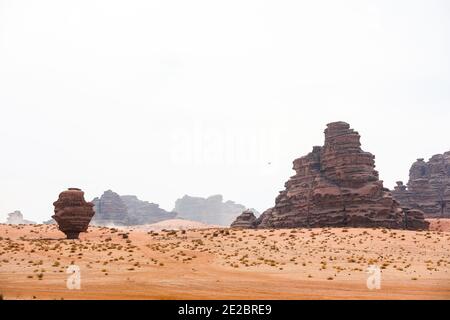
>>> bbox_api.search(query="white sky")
[0,0,449,223]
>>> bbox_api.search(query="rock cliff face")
[6,211,36,225]
[232,122,428,230]
[92,190,176,226]
[174,194,257,226]
[392,152,450,217]
[52,188,95,239]
[230,210,257,228]
[92,190,128,225]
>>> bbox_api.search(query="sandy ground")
[428,218,450,232]
[0,223,449,300]
[129,219,219,231]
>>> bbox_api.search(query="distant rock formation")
[174,194,258,226]
[230,209,257,228]
[52,188,95,239]
[121,195,177,224]
[392,152,450,217]
[92,190,128,225]
[43,218,56,224]
[6,210,36,225]
[232,122,428,230]
[92,190,176,226]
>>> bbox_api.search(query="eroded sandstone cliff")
[230,209,257,228]
[92,190,176,226]
[392,152,450,217]
[232,122,428,230]
[92,190,128,225]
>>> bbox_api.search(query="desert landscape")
[1,122,449,300]
[0,220,449,300]
[1,1,449,306]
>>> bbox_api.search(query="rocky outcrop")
[121,195,176,225]
[392,152,450,217]
[92,190,176,226]
[174,194,258,226]
[232,122,428,230]
[403,208,431,230]
[6,211,36,225]
[92,190,128,225]
[52,188,95,239]
[230,210,257,228]
[43,218,56,224]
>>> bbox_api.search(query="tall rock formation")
[174,195,258,226]
[6,211,36,225]
[232,122,428,230]
[92,190,128,225]
[92,190,176,226]
[52,188,95,239]
[392,152,450,217]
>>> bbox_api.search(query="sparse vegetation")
[0,223,449,299]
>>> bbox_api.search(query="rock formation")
[121,195,177,225]
[52,188,95,239]
[92,190,128,225]
[174,194,258,226]
[92,190,176,226]
[392,152,450,217]
[232,122,428,230]
[5,211,36,225]
[230,210,257,228]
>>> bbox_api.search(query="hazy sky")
[1,0,449,223]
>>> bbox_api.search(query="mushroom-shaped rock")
[52,188,95,239]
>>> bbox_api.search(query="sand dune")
[0,224,449,300]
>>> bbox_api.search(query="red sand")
[0,224,449,300]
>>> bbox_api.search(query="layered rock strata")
[52,188,95,239]
[232,122,428,230]
[92,190,128,225]
[230,210,257,228]
[392,152,450,217]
